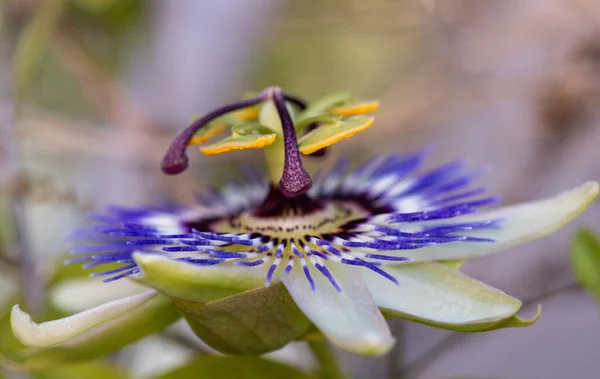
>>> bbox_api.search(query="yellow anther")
[200,134,277,156]
[188,123,228,145]
[329,101,380,116]
[232,107,259,121]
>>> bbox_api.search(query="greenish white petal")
[51,277,149,314]
[133,253,265,302]
[380,181,599,261]
[12,291,156,347]
[364,262,538,331]
[7,291,179,369]
[280,265,394,356]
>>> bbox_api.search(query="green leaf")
[174,283,313,355]
[298,116,374,155]
[571,228,600,301]
[152,356,314,379]
[33,361,130,379]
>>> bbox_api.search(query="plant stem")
[308,339,346,379]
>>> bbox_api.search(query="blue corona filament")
[67,150,500,292]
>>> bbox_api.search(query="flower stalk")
[308,339,346,379]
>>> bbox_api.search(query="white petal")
[12,291,157,347]
[363,262,522,326]
[382,181,599,261]
[280,265,394,356]
[51,278,149,314]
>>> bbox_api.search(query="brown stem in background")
[50,23,199,203]
[52,24,157,133]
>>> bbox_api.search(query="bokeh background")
[1,1,600,378]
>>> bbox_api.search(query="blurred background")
[1,0,600,378]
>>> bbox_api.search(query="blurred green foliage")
[33,361,130,379]
[13,0,66,99]
[571,228,600,303]
[11,0,144,119]
[250,0,423,98]
[0,256,141,369]
[153,356,315,379]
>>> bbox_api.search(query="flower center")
[220,199,367,239]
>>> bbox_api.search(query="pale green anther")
[199,121,277,156]
[297,116,374,155]
[293,113,342,133]
[231,121,276,136]
[295,92,353,122]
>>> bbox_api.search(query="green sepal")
[151,356,315,379]
[571,228,600,302]
[174,283,312,355]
